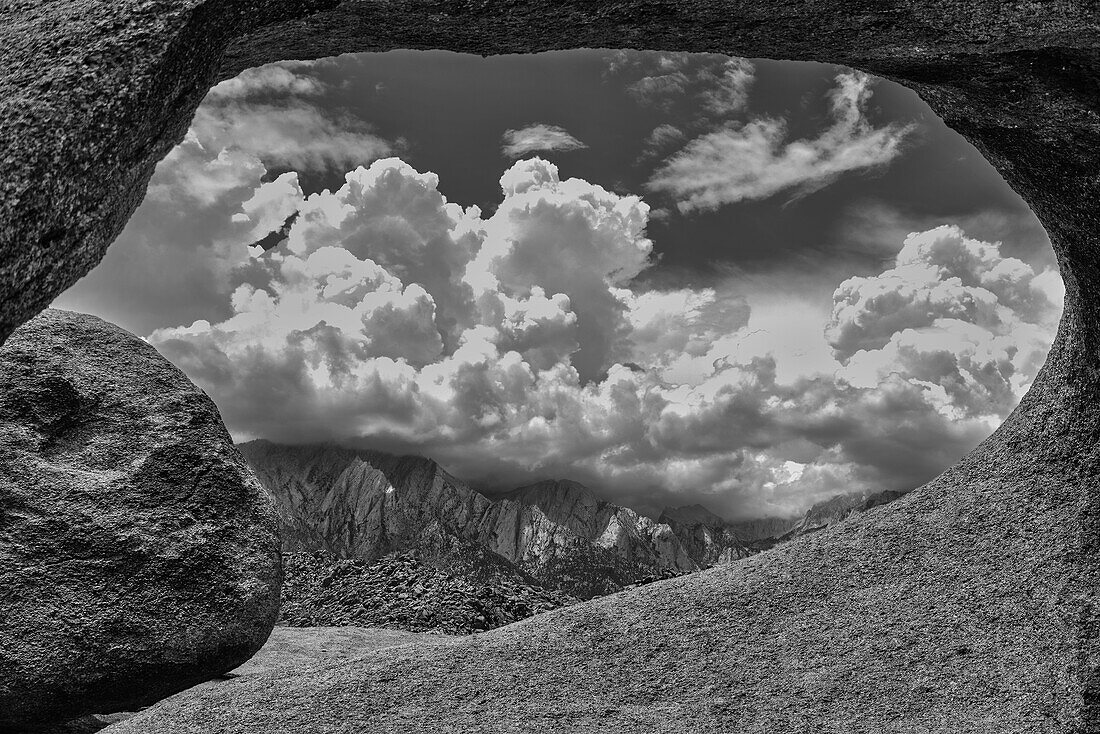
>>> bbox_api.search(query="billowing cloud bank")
[150,153,1062,518]
[50,61,392,334]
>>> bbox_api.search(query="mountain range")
[240,440,905,609]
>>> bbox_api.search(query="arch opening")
[2,3,1099,730]
[55,49,1064,541]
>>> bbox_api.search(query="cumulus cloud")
[146,152,1061,519]
[647,71,912,212]
[53,61,399,336]
[501,124,588,158]
[53,132,304,334]
[828,225,1062,421]
[468,158,653,379]
[204,64,328,99]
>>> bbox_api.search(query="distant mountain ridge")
[240,440,697,599]
[657,489,907,566]
[240,440,906,602]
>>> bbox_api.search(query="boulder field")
[1,1,1099,732]
[0,310,282,728]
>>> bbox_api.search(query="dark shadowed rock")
[0,309,282,728]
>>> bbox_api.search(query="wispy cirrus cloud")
[501,124,588,158]
[606,52,754,117]
[193,61,394,174]
[647,72,912,213]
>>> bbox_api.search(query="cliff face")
[241,441,493,561]
[781,490,908,539]
[239,441,697,598]
[484,480,698,597]
[658,504,764,567]
[242,441,908,599]
[493,481,693,567]
[660,490,909,568]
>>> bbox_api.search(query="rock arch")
[1,2,1098,730]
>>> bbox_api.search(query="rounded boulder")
[0,309,282,728]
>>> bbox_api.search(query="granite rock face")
[496,481,695,572]
[483,480,697,597]
[0,310,282,728]
[660,490,910,567]
[240,441,695,598]
[659,504,785,565]
[2,1,1100,733]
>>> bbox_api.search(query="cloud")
[144,153,1061,520]
[190,103,392,174]
[204,64,327,99]
[52,132,304,334]
[699,58,755,116]
[828,225,1062,420]
[607,52,755,117]
[53,62,397,337]
[501,124,588,158]
[467,157,653,379]
[282,159,483,350]
[192,62,393,173]
[647,71,913,212]
[639,124,686,161]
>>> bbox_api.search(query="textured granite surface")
[0,310,282,728]
[1,1,1098,732]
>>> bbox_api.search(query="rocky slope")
[239,441,698,599]
[243,441,909,612]
[660,489,909,567]
[107,420,1096,733]
[279,551,575,635]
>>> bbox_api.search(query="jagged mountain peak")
[504,478,601,504]
[240,442,698,599]
[239,440,906,602]
[500,479,613,515]
[659,503,728,527]
[499,479,611,533]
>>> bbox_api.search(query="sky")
[53,50,1064,520]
